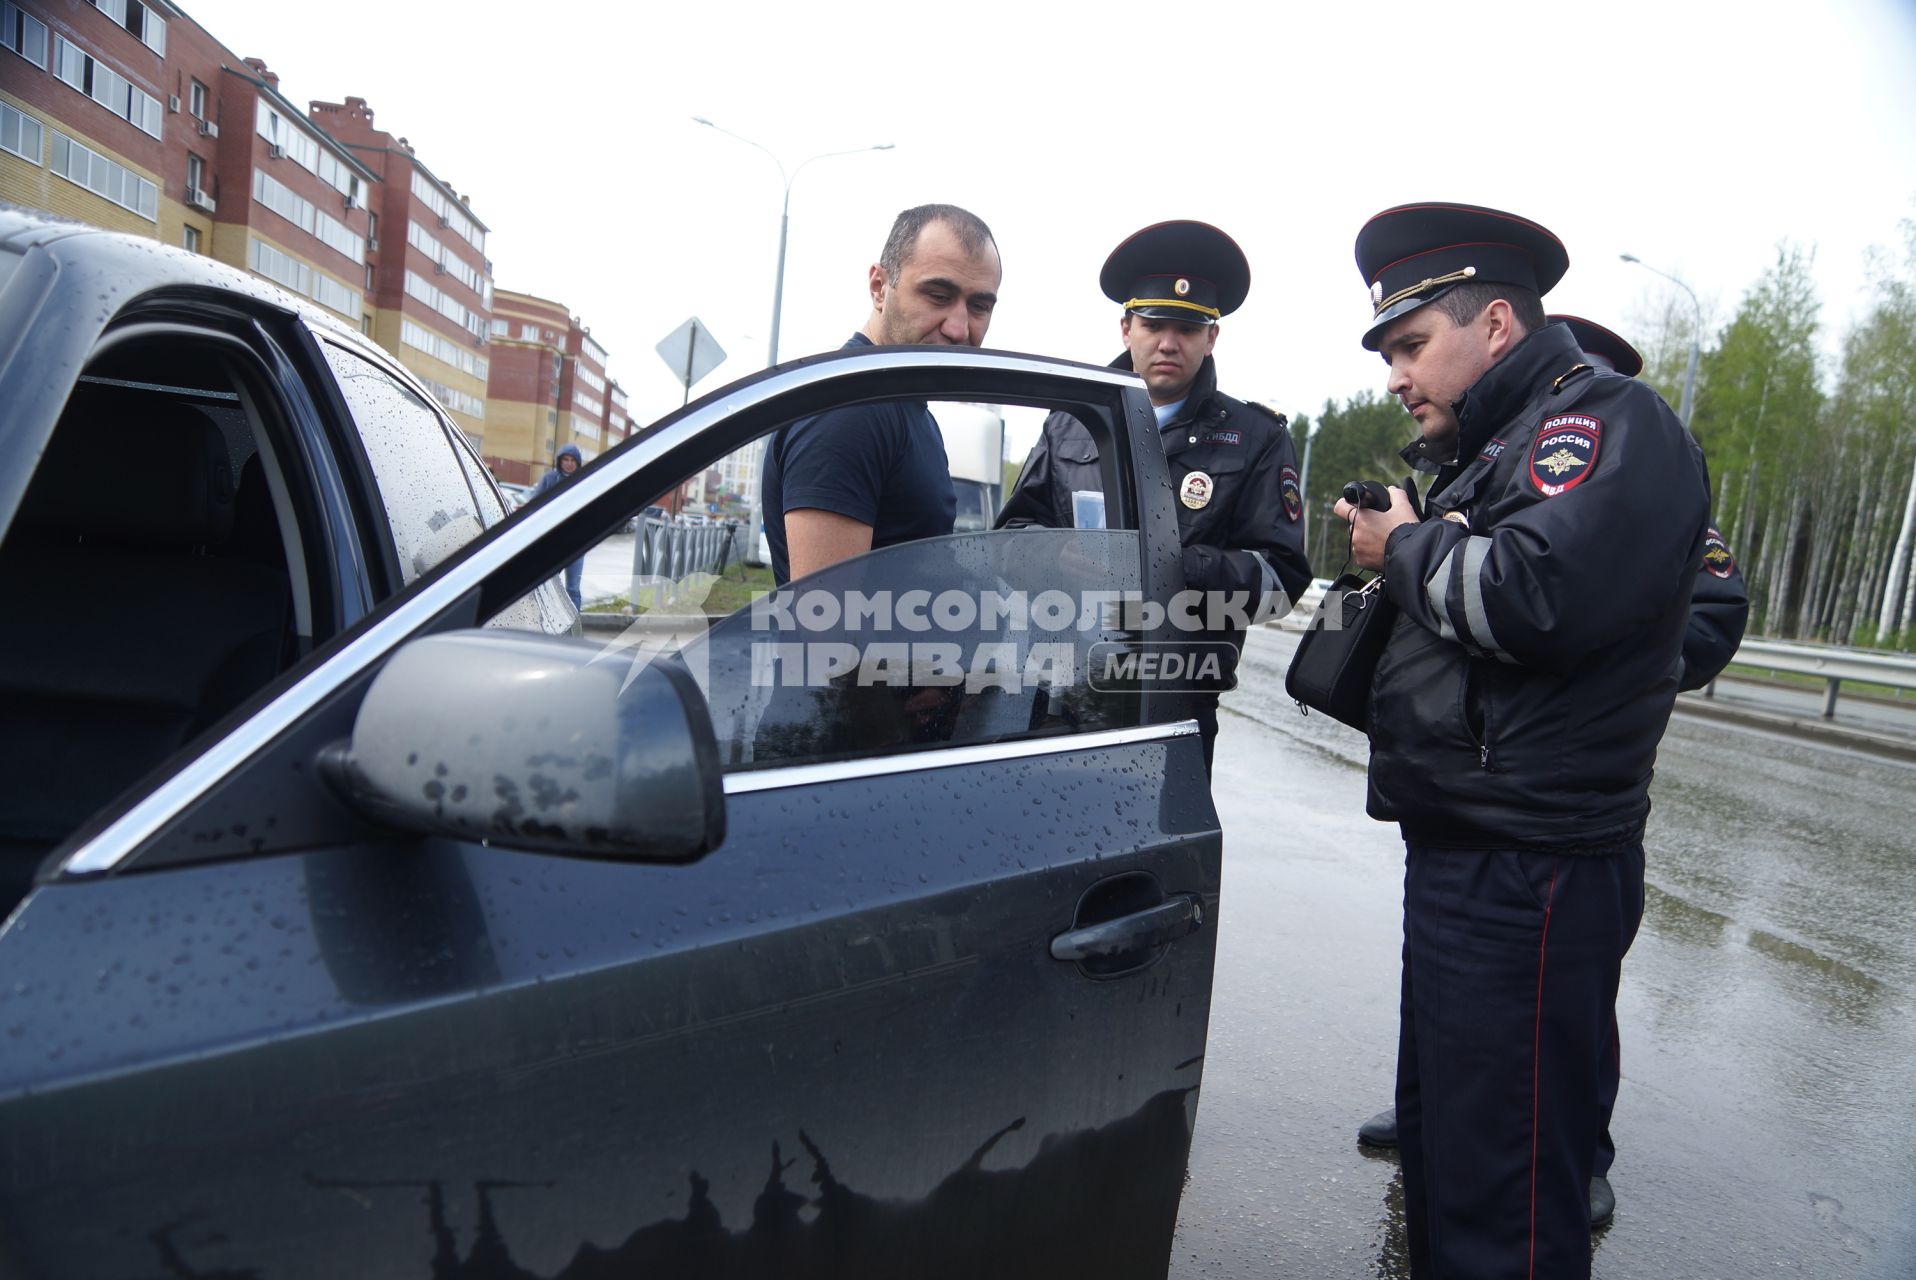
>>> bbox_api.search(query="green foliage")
[1687,243,1827,634]
[1298,389,1417,573]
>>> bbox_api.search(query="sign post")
[654,317,728,513]
[655,316,727,407]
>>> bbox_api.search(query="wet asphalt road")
[1171,627,1916,1279]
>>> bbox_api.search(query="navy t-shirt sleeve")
[777,406,899,526]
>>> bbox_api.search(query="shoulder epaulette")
[1246,400,1289,430]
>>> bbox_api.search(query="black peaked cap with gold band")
[1549,314,1644,377]
[1354,202,1569,350]
[1101,220,1250,327]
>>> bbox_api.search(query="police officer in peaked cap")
[999,220,1312,777]
[1356,308,1753,1233]
[1331,203,1711,1278]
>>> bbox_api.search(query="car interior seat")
[0,385,293,911]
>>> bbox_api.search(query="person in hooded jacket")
[534,443,585,608]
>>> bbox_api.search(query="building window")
[361,313,373,337]
[49,129,157,220]
[50,34,162,138]
[401,319,490,381]
[252,169,365,264]
[86,0,165,55]
[188,78,206,119]
[488,318,508,337]
[248,236,361,320]
[0,100,43,164]
[182,224,200,254]
[404,270,484,338]
[185,151,203,194]
[1,1,48,67]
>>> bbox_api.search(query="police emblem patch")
[1703,527,1735,579]
[1529,414,1602,497]
[1280,465,1302,522]
[1179,470,1213,510]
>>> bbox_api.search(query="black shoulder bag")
[1283,477,1421,732]
[1284,573,1395,732]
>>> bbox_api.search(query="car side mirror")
[322,630,725,862]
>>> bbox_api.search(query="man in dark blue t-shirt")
[762,203,1002,585]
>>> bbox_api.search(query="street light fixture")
[1619,253,1702,429]
[693,117,893,366]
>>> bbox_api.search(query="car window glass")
[931,402,1002,532]
[0,351,301,908]
[319,342,485,584]
[487,399,1142,771]
[446,433,508,528]
[686,527,1142,772]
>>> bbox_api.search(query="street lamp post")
[692,117,892,367]
[1619,253,1702,428]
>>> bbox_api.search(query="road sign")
[655,317,726,403]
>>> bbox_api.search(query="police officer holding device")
[1333,202,1710,1279]
[999,220,1312,774]
[1349,312,1751,1234]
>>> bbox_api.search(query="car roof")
[0,203,376,355]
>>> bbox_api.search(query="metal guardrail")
[1726,638,1916,718]
[1275,585,1916,722]
[627,518,744,607]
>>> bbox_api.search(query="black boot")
[1356,1106,1399,1148]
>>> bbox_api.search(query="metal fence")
[1278,582,1916,720]
[627,519,745,608]
[1727,638,1916,718]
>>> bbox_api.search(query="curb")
[1672,694,1916,764]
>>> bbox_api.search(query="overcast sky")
[180,0,1916,457]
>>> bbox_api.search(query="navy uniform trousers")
[1396,841,1645,1279]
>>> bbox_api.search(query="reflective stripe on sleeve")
[1427,544,1464,645]
[1459,535,1517,663]
[1249,550,1289,619]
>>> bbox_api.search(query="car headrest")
[17,388,237,546]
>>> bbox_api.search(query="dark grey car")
[0,208,1224,1278]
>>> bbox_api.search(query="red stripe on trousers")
[1530,860,1559,1280]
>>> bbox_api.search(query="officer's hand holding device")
[1333,478,1422,573]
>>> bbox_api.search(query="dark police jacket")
[997,354,1313,688]
[1681,525,1749,691]
[1370,322,1710,851]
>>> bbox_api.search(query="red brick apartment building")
[486,289,627,485]
[311,94,491,448]
[0,1,511,454]
[0,2,378,342]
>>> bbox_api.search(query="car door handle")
[1049,895,1204,962]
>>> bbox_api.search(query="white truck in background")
[930,401,1006,533]
[747,402,1007,567]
